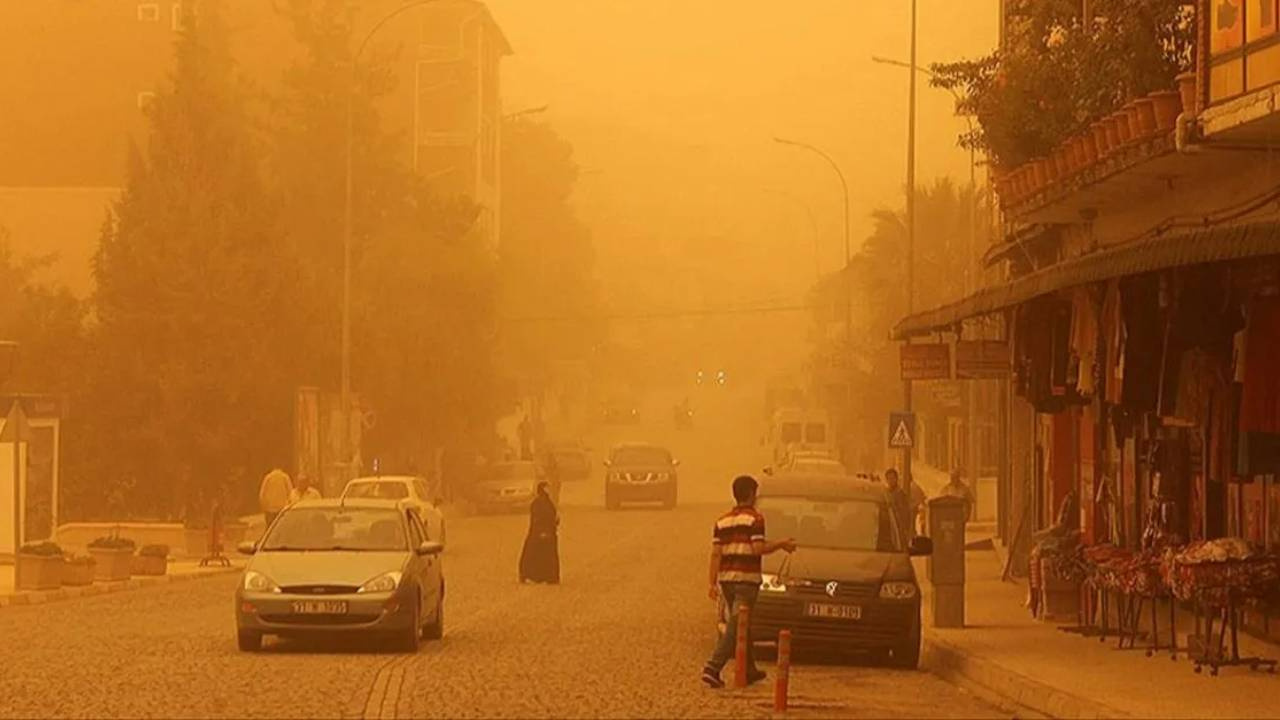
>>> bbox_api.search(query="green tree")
[87,6,292,520]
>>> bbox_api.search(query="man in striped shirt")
[701,475,796,689]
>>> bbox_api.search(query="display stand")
[1192,597,1277,676]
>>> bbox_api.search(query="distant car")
[466,461,540,513]
[342,476,446,545]
[718,475,932,668]
[779,458,847,477]
[541,443,591,482]
[235,498,444,652]
[603,400,641,424]
[604,442,678,510]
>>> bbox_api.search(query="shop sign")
[955,340,1011,379]
[900,344,950,381]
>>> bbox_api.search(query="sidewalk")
[0,558,243,609]
[919,548,1280,719]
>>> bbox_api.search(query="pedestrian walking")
[940,468,975,522]
[885,468,925,540]
[290,474,322,503]
[518,481,560,584]
[701,475,796,689]
[258,468,293,527]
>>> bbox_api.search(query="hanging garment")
[1240,297,1280,434]
[1070,288,1099,398]
[1120,275,1163,413]
[1102,280,1124,405]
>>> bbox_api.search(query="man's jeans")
[707,581,760,674]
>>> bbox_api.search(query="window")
[406,510,425,545]
[137,3,160,22]
[136,91,156,111]
[343,481,409,500]
[171,3,185,32]
[610,447,672,466]
[780,423,803,444]
[260,507,407,552]
[759,497,900,552]
[413,479,432,502]
[805,423,827,444]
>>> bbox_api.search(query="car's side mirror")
[908,536,933,557]
[417,541,445,556]
[237,541,257,556]
[672,459,681,467]
[602,460,612,468]
[763,467,774,476]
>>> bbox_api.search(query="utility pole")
[903,0,918,495]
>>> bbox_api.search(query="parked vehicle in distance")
[465,460,540,513]
[717,476,932,668]
[602,398,641,424]
[235,499,444,653]
[604,442,679,510]
[775,455,847,477]
[766,408,835,465]
[342,475,446,545]
[540,442,591,482]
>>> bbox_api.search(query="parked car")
[234,498,444,652]
[466,461,541,513]
[718,475,932,668]
[342,475,446,545]
[540,442,591,482]
[604,442,678,510]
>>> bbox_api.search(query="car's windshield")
[780,422,803,443]
[759,497,900,552]
[611,447,671,465]
[261,507,407,551]
[490,464,536,481]
[343,481,409,500]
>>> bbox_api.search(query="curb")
[922,630,1128,719]
[0,566,242,610]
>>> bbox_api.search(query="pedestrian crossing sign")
[888,412,915,449]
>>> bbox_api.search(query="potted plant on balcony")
[1176,71,1197,117]
[1149,90,1182,132]
[16,541,64,591]
[133,544,169,576]
[62,553,96,586]
[88,534,136,581]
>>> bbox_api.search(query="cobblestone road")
[0,494,1004,719]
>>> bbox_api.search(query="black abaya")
[518,492,560,583]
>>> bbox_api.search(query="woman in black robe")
[519,482,560,584]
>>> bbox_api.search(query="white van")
[767,408,834,465]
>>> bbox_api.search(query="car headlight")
[760,573,787,593]
[879,581,918,599]
[358,571,403,594]
[608,472,623,482]
[243,570,280,593]
[654,472,670,482]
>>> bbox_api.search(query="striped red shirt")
[712,505,766,584]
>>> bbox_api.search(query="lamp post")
[904,0,918,500]
[772,137,851,343]
[341,0,443,483]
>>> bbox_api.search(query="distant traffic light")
[716,370,727,386]
[696,370,705,385]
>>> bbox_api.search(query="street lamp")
[341,0,444,481]
[772,136,851,343]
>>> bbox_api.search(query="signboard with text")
[900,343,951,381]
[955,340,1011,379]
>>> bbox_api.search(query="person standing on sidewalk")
[701,475,796,689]
[258,468,293,527]
[885,468,925,540]
[290,474,321,503]
[940,468,975,521]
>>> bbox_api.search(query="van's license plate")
[805,603,861,620]
[291,600,348,615]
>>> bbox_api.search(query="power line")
[500,303,814,324]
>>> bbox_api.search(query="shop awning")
[892,221,1280,340]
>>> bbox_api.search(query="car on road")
[465,460,541,513]
[721,475,932,668]
[540,442,591,482]
[604,442,678,510]
[602,398,641,424]
[341,475,446,545]
[235,498,444,653]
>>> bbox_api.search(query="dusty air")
[2,1,1279,718]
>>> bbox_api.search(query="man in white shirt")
[290,474,322,504]
[258,468,293,526]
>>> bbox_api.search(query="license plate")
[805,603,861,620]
[291,600,348,615]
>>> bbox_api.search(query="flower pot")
[1176,71,1197,116]
[1112,111,1133,145]
[1133,98,1158,139]
[133,554,167,577]
[16,553,63,591]
[62,559,95,586]
[184,527,209,558]
[1092,122,1112,158]
[1149,90,1182,132]
[89,548,133,581]
[1103,115,1122,149]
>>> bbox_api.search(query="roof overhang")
[892,221,1280,340]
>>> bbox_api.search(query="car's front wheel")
[397,598,421,653]
[237,629,262,652]
[423,587,445,640]
[890,621,921,669]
